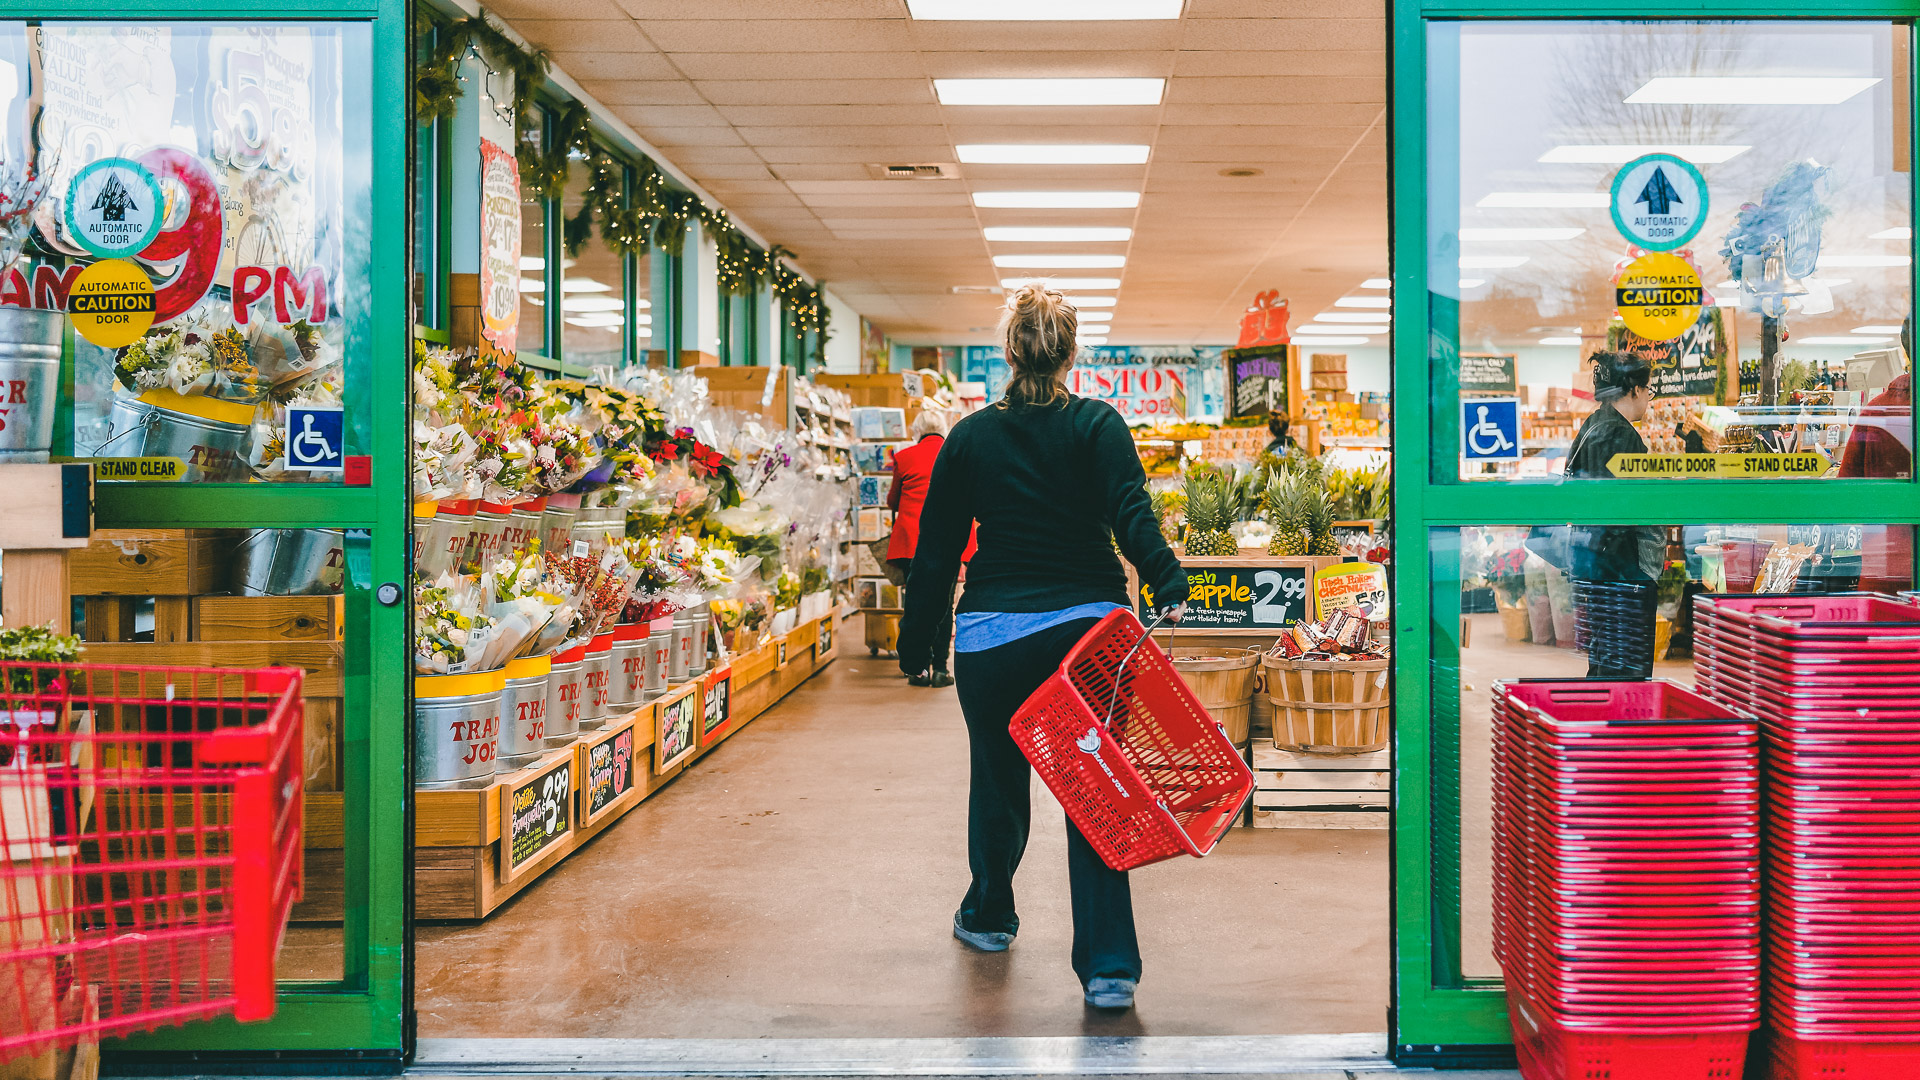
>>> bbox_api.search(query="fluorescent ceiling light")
[1715,295,1741,307]
[1000,277,1122,290]
[1288,336,1369,346]
[560,277,612,294]
[973,191,1140,208]
[1361,278,1392,289]
[561,297,625,313]
[1062,295,1116,307]
[1477,191,1611,208]
[992,254,1127,268]
[518,277,542,293]
[1334,296,1391,308]
[1297,325,1379,336]
[1539,144,1750,164]
[1854,325,1903,334]
[1458,278,1487,289]
[936,78,1164,107]
[564,316,624,328]
[1076,336,1109,346]
[985,226,1131,242]
[1459,227,1585,241]
[908,0,1182,17]
[1315,312,1391,323]
[957,144,1150,164]
[519,257,545,272]
[1538,336,1582,346]
[1806,276,1851,288]
[1818,254,1912,268]
[1626,76,1879,105]
[1801,336,1890,345]
[1076,311,1113,322]
[1871,227,1912,241]
[1460,255,1530,269]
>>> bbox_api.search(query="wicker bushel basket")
[1261,654,1390,754]
[1169,648,1261,748]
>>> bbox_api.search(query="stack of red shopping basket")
[1694,594,1920,1080]
[1492,680,1761,1080]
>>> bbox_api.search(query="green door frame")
[1389,3,1920,1062]
[10,0,413,1063]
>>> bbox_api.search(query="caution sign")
[1610,153,1708,252]
[1607,452,1828,478]
[64,157,164,258]
[1614,253,1702,342]
[92,457,186,482]
[67,260,156,348]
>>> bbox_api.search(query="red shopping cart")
[0,661,304,1060]
[1010,609,1255,872]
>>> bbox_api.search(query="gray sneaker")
[1084,977,1136,1010]
[952,915,1013,952]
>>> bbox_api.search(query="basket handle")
[1101,607,1179,729]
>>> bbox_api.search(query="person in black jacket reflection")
[1565,351,1664,678]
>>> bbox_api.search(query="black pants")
[953,618,1141,987]
[893,558,954,671]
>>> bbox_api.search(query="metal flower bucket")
[0,309,67,462]
[232,528,346,596]
[101,391,254,482]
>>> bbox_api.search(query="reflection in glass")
[1432,22,1913,481]
[560,160,626,369]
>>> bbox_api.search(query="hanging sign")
[500,756,573,882]
[66,259,156,348]
[1610,153,1708,253]
[1226,345,1289,420]
[1607,452,1828,478]
[1614,253,1703,342]
[1141,564,1312,631]
[478,137,522,351]
[1235,290,1290,348]
[1459,353,1518,395]
[63,158,165,259]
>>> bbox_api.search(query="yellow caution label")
[92,456,186,481]
[67,259,156,348]
[1614,252,1702,342]
[1607,452,1828,478]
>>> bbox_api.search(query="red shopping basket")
[0,661,304,1059]
[1009,609,1254,871]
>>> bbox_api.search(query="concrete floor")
[416,647,1391,1039]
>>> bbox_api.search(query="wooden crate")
[191,595,344,640]
[68,529,232,597]
[1249,745,1390,829]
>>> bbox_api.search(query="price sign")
[581,724,636,827]
[500,757,572,882]
[700,668,735,745]
[1143,563,1312,630]
[655,684,699,772]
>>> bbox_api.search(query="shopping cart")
[0,661,304,1060]
[1010,608,1254,872]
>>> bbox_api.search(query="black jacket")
[1565,402,1646,478]
[897,395,1187,670]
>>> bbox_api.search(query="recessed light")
[985,227,1131,242]
[1801,336,1890,345]
[935,78,1164,107]
[972,191,1140,208]
[1871,227,1912,241]
[561,297,626,313]
[992,254,1127,268]
[1476,192,1611,208]
[1315,312,1391,323]
[1076,336,1109,346]
[1000,277,1123,290]
[1296,325,1379,336]
[1539,144,1750,164]
[1218,168,1264,178]
[956,144,1150,164]
[1538,336,1582,346]
[1288,336,1370,346]
[1818,255,1912,268]
[908,0,1181,18]
[1334,297,1392,308]
[1361,278,1392,289]
[1854,325,1904,334]
[1458,227,1585,241]
[1458,278,1487,288]
[1061,296,1116,307]
[1460,255,1531,269]
[1626,76,1879,105]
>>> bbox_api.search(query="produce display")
[1169,453,1385,562]
[1268,609,1389,662]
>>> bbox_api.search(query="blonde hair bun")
[999,284,1078,407]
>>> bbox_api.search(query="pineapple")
[1265,472,1309,556]
[1306,487,1341,557]
[1182,474,1237,556]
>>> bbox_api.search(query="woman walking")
[897,284,1189,1011]
[886,409,975,686]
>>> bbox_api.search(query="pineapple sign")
[1142,564,1312,631]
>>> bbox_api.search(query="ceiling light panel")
[1077,336,1109,345]
[1801,336,1890,345]
[1818,254,1912,268]
[1001,277,1123,290]
[1625,76,1879,105]
[935,79,1165,107]
[1458,227,1586,241]
[1296,325,1379,336]
[1315,312,1391,323]
[1871,227,1912,241]
[1539,144,1750,164]
[1458,278,1487,288]
[956,144,1151,164]
[1334,297,1392,308]
[1460,255,1531,269]
[1538,336,1582,346]
[985,226,1132,242]
[973,191,1141,209]
[1061,296,1116,307]
[908,0,1182,17]
[992,254,1127,268]
[1290,336,1370,346]
[1477,192,1611,208]
[1854,325,1903,334]
[1361,278,1392,289]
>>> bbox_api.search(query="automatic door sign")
[67,259,156,348]
[1615,253,1703,342]
[285,405,345,472]
[1610,153,1708,253]
[64,158,165,258]
[1461,396,1522,462]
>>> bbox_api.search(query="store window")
[559,159,625,369]
[517,111,548,358]
[1432,521,1916,979]
[1428,21,1913,483]
[1,22,371,483]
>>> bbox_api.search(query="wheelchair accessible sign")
[1462,397,1522,462]
[286,405,345,472]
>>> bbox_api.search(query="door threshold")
[410,1034,1394,1076]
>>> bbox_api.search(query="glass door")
[1391,8,1919,1057]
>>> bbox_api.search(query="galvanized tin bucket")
[232,528,346,596]
[570,506,626,558]
[644,625,671,697]
[688,602,711,676]
[415,669,504,789]
[609,624,649,709]
[497,653,552,769]
[102,393,254,482]
[543,643,586,749]
[411,501,438,572]
[461,501,513,573]
[505,497,547,560]
[669,615,696,681]
[540,503,578,556]
[423,499,476,579]
[0,308,64,461]
[580,632,615,729]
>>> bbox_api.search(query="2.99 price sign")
[1141,565,1311,630]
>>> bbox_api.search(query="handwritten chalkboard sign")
[1142,561,1313,631]
[1459,353,1518,394]
[701,668,734,744]
[582,725,637,826]
[655,684,699,772]
[501,757,572,882]
[1226,345,1289,421]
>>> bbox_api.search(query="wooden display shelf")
[1248,745,1390,830]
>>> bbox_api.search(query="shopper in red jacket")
[887,410,975,686]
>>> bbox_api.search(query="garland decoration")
[415,12,548,132]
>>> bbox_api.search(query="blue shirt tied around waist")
[955,603,1125,653]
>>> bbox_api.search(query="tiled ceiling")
[487,0,1387,346]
